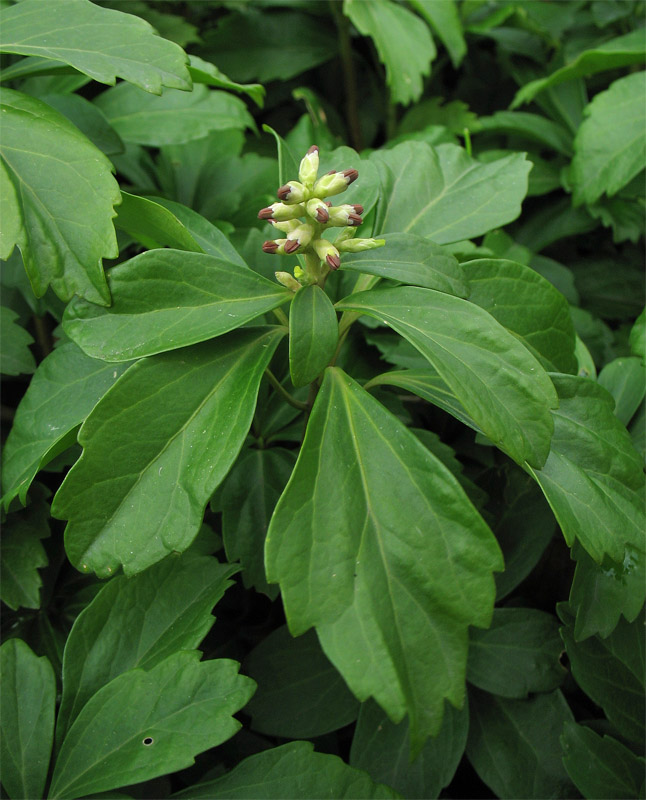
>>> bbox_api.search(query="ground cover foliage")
[0,0,644,797]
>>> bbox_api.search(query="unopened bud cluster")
[258,145,385,290]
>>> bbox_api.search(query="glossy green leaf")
[95,83,254,147]
[343,0,435,106]
[289,285,338,387]
[265,368,502,753]
[474,111,573,156]
[559,605,645,747]
[340,233,467,297]
[2,344,131,508]
[0,305,35,376]
[56,553,237,746]
[175,741,399,799]
[0,0,190,93]
[571,72,646,205]
[262,123,300,188]
[40,92,123,156]
[350,697,468,799]
[408,0,465,67]
[221,447,295,599]
[467,608,565,698]
[52,327,284,577]
[598,356,646,426]
[629,308,645,362]
[337,286,557,467]
[370,142,532,243]
[63,250,291,361]
[188,54,265,108]
[0,639,55,800]
[529,374,645,563]
[243,625,359,738]
[561,722,645,800]
[49,651,255,800]
[511,30,646,108]
[463,258,577,374]
[114,191,203,252]
[0,157,21,260]
[0,88,120,305]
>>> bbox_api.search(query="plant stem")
[272,307,289,327]
[330,0,363,152]
[265,368,308,410]
[33,314,52,359]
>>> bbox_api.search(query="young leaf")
[188,54,265,108]
[0,88,120,305]
[113,191,204,252]
[350,697,469,799]
[49,651,255,800]
[174,740,399,799]
[52,327,285,577]
[63,250,291,361]
[561,721,646,800]
[265,368,502,753]
[598,356,646,426]
[466,688,575,800]
[0,306,35,376]
[337,286,558,468]
[289,285,338,387]
[243,625,359,738]
[467,608,565,698]
[343,0,436,106]
[56,553,237,746]
[2,343,131,508]
[370,142,532,243]
[571,71,646,206]
[0,0,191,93]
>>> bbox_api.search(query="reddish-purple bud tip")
[352,204,364,215]
[262,241,279,254]
[277,185,291,202]
[307,145,319,155]
[258,207,274,219]
[348,214,363,226]
[315,208,329,223]
[325,201,332,207]
[327,170,336,175]
[343,168,358,184]
[327,254,341,270]
[284,240,300,254]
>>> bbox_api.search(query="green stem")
[33,314,52,359]
[330,0,363,152]
[463,127,472,157]
[272,307,289,327]
[265,368,308,411]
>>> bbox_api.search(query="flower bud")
[312,167,359,199]
[327,204,364,227]
[305,197,330,223]
[275,271,302,292]
[258,202,304,221]
[277,181,308,204]
[298,145,319,187]
[262,238,292,255]
[268,219,300,234]
[336,238,386,253]
[312,238,341,270]
[286,222,315,250]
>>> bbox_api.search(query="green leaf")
[188,54,265,108]
[63,250,291,361]
[343,0,435,106]
[243,625,359,738]
[0,156,21,260]
[95,82,253,147]
[221,447,295,599]
[265,368,502,753]
[39,92,124,156]
[561,721,646,800]
[2,343,131,508]
[350,697,468,799]
[370,142,532,243]
[529,374,645,563]
[598,356,646,426]
[0,0,190,93]
[559,605,645,747]
[0,306,35,376]
[474,111,573,156]
[114,191,204,252]
[55,553,237,746]
[337,286,558,468]
[515,196,596,252]
[511,30,646,108]
[467,608,565,698]
[630,308,645,362]
[0,639,55,800]
[571,72,646,206]
[174,741,400,799]
[49,651,255,800]
[408,0,466,67]
[0,88,120,305]
[463,258,578,374]
[1,487,49,611]
[340,233,467,297]
[466,688,575,800]
[289,285,338,387]
[52,327,284,577]
[262,123,300,189]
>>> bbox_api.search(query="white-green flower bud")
[298,145,319,188]
[312,238,341,270]
[277,180,308,204]
[258,202,304,221]
[269,219,300,234]
[336,238,386,253]
[275,271,302,292]
[312,168,358,199]
[327,203,363,227]
[286,222,315,249]
[305,197,330,223]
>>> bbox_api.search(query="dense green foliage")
[1,1,644,798]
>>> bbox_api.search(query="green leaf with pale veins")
[337,286,558,468]
[463,258,577,374]
[56,553,237,747]
[370,142,532,243]
[265,368,502,754]
[174,741,400,799]
[571,72,646,206]
[49,651,255,800]
[340,233,467,297]
[0,0,190,93]
[343,0,435,106]
[0,88,120,305]
[2,343,131,508]
[52,327,285,577]
[0,639,55,800]
[289,285,338,387]
[529,374,645,563]
[63,250,291,361]
[0,157,21,260]
[0,305,35,376]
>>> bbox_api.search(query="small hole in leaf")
[142,737,154,746]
